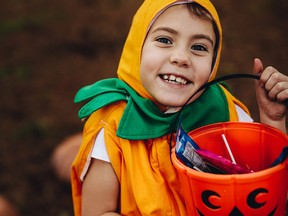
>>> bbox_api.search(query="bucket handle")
[183,73,287,110]
[169,73,288,149]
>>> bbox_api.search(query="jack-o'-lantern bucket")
[171,122,288,216]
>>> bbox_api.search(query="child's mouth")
[160,74,189,85]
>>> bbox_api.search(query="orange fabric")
[71,102,124,215]
[71,101,187,215]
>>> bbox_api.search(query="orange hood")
[117,0,222,100]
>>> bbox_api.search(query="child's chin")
[155,95,190,109]
[163,100,187,108]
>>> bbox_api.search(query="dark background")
[0,0,287,215]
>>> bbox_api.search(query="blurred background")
[0,0,287,215]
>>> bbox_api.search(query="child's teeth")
[162,74,188,85]
[170,75,176,81]
[163,75,169,80]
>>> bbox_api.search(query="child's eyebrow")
[151,27,214,46]
[192,34,214,46]
[151,27,177,35]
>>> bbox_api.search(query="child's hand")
[253,58,288,132]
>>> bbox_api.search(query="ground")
[0,0,287,215]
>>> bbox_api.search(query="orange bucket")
[171,122,288,216]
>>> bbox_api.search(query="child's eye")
[156,37,172,44]
[191,44,208,52]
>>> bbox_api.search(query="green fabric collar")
[74,78,229,140]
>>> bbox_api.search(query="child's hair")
[187,3,220,69]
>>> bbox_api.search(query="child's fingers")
[253,58,266,90]
[253,58,263,75]
[276,88,288,102]
[262,69,288,101]
[267,79,288,100]
[262,67,282,91]
[254,58,288,101]
[253,58,267,101]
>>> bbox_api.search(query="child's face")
[140,4,216,108]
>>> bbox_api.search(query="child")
[71,0,288,215]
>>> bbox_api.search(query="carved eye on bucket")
[201,190,220,210]
[247,188,268,209]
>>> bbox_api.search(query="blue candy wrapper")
[175,125,211,172]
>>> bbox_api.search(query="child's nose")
[169,49,190,67]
